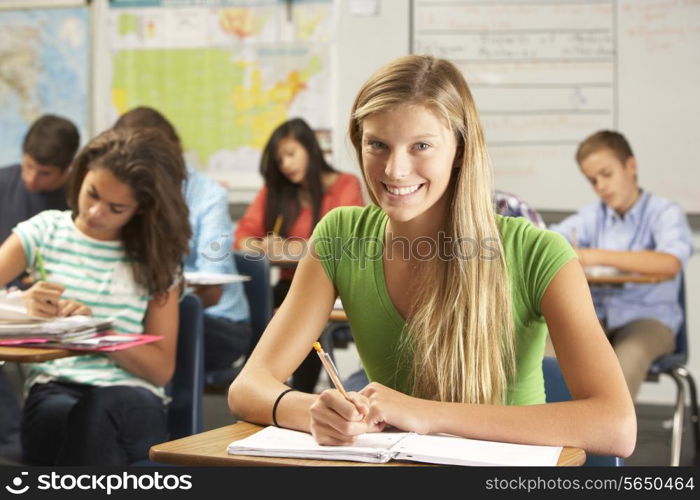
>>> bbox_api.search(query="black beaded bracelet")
[272,388,296,427]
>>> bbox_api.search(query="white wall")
[331,0,409,177]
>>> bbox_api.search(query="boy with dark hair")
[549,130,693,400]
[0,114,80,244]
[0,114,79,461]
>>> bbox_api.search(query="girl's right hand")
[21,281,65,317]
[309,389,383,445]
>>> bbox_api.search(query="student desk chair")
[167,293,205,439]
[133,293,205,466]
[645,273,699,466]
[233,251,273,359]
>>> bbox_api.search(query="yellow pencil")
[313,342,350,400]
[272,215,283,235]
[35,249,47,281]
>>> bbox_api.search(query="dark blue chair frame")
[542,356,624,466]
[645,273,699,466]
[166,293,205,440]
[233,251,273,359]
[135,293,205,464]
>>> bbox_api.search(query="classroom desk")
[149,421,586,467]
[0,345,73,363]
[584,271,674,286]
[268,256,302,268]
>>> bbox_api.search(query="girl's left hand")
[57,299,92,317]
[360,382,432,435]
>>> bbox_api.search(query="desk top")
[585,272,673,285]
[0,345,73,363]
[149,421,586,467]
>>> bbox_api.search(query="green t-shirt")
[312,205,576,405]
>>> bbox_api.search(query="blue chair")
[233,251,273,358]
[542,356,624,466]
[166,293,205,439]
[138,293,205,465]
[645,273,699,466]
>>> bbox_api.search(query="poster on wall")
[108,0,335,190]
[0,6,89,168]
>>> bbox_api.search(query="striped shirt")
[13,210,164,398]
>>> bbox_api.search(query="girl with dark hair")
[234,118,363,391]
[236,118,363,297]
[0,128,191,465]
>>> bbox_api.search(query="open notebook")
[227,426,562,466]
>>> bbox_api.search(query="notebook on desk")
[227,426,562,466]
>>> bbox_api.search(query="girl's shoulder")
[314,204,383,239]
[496,214,576,267]
[21,209,72,232]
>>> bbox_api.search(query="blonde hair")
[349,55,515,405]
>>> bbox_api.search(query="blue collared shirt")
[549,190,693,333]
[183,164,250,323]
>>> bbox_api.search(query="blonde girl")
[228,55,635,458]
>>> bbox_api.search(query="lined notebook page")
[393,434,562,467]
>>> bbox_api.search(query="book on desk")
[227,425,562,466]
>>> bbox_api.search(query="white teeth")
[386,184,421,195]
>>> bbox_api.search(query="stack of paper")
[0,290,114,340]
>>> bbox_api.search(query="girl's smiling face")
[74,168,139,241]
[361,104,458,226]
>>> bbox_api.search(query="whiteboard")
[412,0,700,213]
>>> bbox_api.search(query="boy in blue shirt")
[549,130,693,400]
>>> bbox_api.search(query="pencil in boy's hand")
[313,341,350,400]
[35,249,47,281]
[571,228,578,249]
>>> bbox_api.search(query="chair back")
[166,293,205,439]
[233,251,273,357]
[542,356,624,466]
[649,272,688,374]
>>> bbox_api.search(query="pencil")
[272,215,283,235]
[35,249,47,281]
[313,342,350,400]
[571,227,578,249]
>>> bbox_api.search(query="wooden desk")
[149,421,586,467]
[268,256,301,268]
[585,271,674,286]
[0,345,73,363]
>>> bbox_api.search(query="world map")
[0,8,89,168]
[109,2,333,188]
